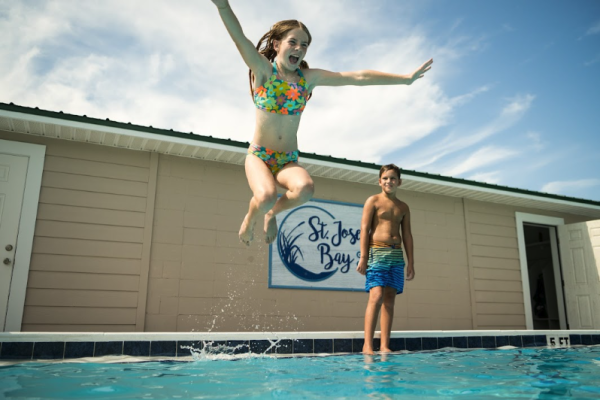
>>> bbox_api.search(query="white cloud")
[0,0,480,163]
[585,20,600,36]
[526,131,546,151]
[541,179,600,195]
[401,93,535,170]
[446,146,519,176]
[467,171,502,184]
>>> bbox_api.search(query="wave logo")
[276,205,361,283]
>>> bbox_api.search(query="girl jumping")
[211,0,433,246]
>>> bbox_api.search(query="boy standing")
[356,164,415,354]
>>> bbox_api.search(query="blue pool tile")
[315,339,333,353]
[275,339,293,354]
[123,341,150,357]
[438,337,453,349]
[64,342,94,359]
[177,341,204,357]
[389,338,406,351]
[250,340,273,354]
[453,337,468,349]
[334,339,352,353]
[509,336,523,347]
[535,335,547,346]
[373,338,381,352]
[151,341,176,357]
[592,335,600,345]
[293,339,313,354]
[522,335,536,347]
[352,338,364,353]
[422,337,438,351]
[482,336,496,349]
[1,342,34,360]
[406,338,422,351]
[496,336,509,347]
[94,341,123,357]
[581,335,593,345]
[33,342,65,359]
[467,336,482,349]
[569,334,582,345]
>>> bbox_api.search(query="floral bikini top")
[253,62,310,115]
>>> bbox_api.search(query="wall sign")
[269,199,365,291]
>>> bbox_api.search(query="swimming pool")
[1,346,599,399]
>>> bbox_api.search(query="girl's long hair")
[249,20,312,99]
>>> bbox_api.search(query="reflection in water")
[1,346,599,399]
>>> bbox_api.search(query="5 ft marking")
[547,336,570,347]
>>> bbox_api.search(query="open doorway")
[523,224,563,329]
[516,212,567,330]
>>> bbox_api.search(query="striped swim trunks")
[365,241,405,294]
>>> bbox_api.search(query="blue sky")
[1,0,599,200]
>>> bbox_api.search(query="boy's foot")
[362,345,374,355]
[239,214,255,246]
[264,212,278,244]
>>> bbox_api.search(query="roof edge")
[2,101,599,208]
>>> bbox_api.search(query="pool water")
[1,346,599,399]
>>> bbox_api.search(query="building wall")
[1,131,157,332]
[0,132,592,332]
[147,154,472,332]
[464,199,587,330]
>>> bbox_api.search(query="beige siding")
[146,155,472,332]
[1,131,155,332]
[3,130,594,333]
[464,199,588,329]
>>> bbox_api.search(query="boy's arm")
[357,197,376,275]
[306,59,432,88]
[401,207,415,280]
[211,0,270,76]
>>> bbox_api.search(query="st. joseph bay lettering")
[308,216,359,272]
[269,200,366,291]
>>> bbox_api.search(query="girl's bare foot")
[362,345,374,355]
[264,212,278,244]
[379,347,392,353]
[239,213,255,246]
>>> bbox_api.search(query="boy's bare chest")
[375,200,404,222]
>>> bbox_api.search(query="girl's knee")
[298,180,314,200]
[254,189,277,210]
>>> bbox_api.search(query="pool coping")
[1,330,599,361]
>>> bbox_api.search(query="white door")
[558,221,600,329]
[0,154,28,330]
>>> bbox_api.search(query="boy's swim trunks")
[365,241,405,294]
[248,142,299,175]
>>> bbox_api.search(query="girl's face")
[274,28,309,71]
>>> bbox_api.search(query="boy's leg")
[240,155,278,246]
[363,286,383,355]
[265,163,314,244]
[379,286,397,352]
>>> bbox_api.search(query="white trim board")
[515,212,565,330]
[0,139,46,332]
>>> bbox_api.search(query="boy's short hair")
[379,164,401,179]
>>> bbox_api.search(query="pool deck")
[1,330,599,361]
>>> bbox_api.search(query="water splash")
[179,338,285,361]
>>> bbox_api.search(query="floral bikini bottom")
[248,143,299,176]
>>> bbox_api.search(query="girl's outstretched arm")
[211,0,270,75]
[307,58,433,88]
